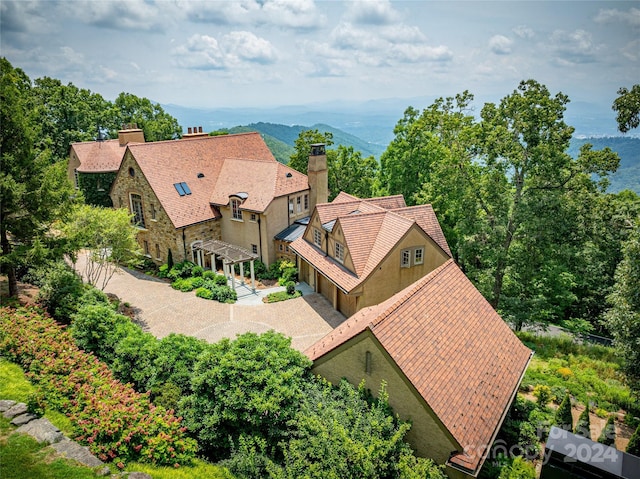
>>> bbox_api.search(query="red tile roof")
[72,139,129,173]
[305,259,532,474]
[126,132,291,229]
[290,194,451,292]
[210,159,308,211]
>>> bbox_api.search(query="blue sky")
[2,0,638,112]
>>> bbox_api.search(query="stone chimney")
[118,123,145,146]
[182,126,209,139]
[308,143,328,211]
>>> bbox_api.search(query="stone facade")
[110,151,221,265]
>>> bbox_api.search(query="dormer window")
[314,228,322,248]
[231,198,242,220]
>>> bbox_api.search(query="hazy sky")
[2,0,638,110]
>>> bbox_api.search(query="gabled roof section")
[126,132,279,228]
[210,159,308,212]
[306,259,532,475]
[72,139,129,173]
[391,205,452,256]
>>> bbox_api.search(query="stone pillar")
[240,262,245,284]
[211,254,216,271]
[250,260,256,293]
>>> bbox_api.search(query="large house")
[109,131,317,270]
[290,190,452,317]
[67,125,146,206]
[305,259,533,479]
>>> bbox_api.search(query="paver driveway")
[83,258,345,352]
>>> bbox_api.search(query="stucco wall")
[110,151,221,265]
[311,332,458,465]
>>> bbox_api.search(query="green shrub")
[528,408,553,442]
[264,290,302,303]
[111,327,160,391]
[214,274,228,286]
[158,264,170,278]
[0,306,197,467]
[192,265,205,277]
[171,277,202,292]
[574,404,591,438]
[285,281,296,295]
[532,384,553,407]
[497,457,536,479]
[196,287,214,300]
[597,415,616,446]
[517,422,541,459]
[627,425,640,456]
[211,286,237,303]
[26,391,45,417]
[554,393,573,431]
[202,270,216,280]
[32,262,85,323]
[70,303,132,364]
[167,261,196,280]
[180,331,311,460]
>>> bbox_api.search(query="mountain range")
[163,100,639,194]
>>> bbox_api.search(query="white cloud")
[345,0,401,25]
[513,25,535,39]
[621,39,640,62]
[594,7,640,27]
[172,34,227,70]
[224,31,278,65]
[548,29,602,65]
[172,32,278,70]
[489,35,512,55]
[179,0,324,30]
[62,0,167,31]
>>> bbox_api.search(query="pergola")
[191,239,258,292]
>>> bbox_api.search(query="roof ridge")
[128,131,263,148]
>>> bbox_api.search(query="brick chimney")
[182,126,209,139]
[118,123,145,146]
[308,143,328,211]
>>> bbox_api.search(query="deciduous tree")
[288,129,333,173]
[612,85,640,133]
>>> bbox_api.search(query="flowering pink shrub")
[0,306,197,467]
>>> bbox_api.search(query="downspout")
[182,228,187,261]
[287,195,291,226]
[257,217,263,263]
[324,231,329,256]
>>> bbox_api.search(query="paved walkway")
[76,256,345,352]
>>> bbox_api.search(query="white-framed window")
[414,247,424,265]
[143,240,150,256]
[130,193,145,228]
[289,198,294,214]
[335,242,345,263]
[297,196,302,212]
[279,244,283,251]
[304,194,309,210]
[314,228,322,247]
[401,249,411,268]
[250,213,257,222]
[231,199,242,220]
[285,245,289,253]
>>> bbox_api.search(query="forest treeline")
[2,58,639,391]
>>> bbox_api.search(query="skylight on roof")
[174,182,192,196]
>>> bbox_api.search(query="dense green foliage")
[497,457,536,479]
[180,331,311,459]
[574,404,591,438]
[604,222,640,393]
[0,306,198,467]
[627,425,640,456]
[597,415,616,446]
[612,84,640,133]
[555,394,573,431]
[77,172,117,207]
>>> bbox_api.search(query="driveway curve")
[79,256,345,352]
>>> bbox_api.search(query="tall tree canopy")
[612,84,640,133]
[380,80,623,330]
[0,58,76,296]
[113,92,182,142]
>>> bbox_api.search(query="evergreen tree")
[554,393,573,431]
[627,425,640,457]
[597,415,616,447]
[574,404,591,439]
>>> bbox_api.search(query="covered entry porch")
[191,239,259,293]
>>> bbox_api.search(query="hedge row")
[0,306,198,468]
